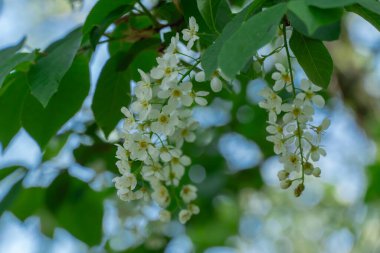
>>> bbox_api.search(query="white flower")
[163,165,184,186]
[142,162,164,181]
[158,82,193,107]
[309,145,326,161]
[296,79,325,108]
[259,87,282,122]
[281,98,314,124]
[171,119,199,147]
[159,209,171,222]
[266,135,286,154]
[121,107,136,131]
[127,134,154,161]
[113,172,137,191]
[211,76,223,92]
[166,33,180,54]
[152,184,170,207]
[150,54,179,89]
[195,71,205,82]
[182,17,199,49]
[150,109,179,136]
[192,90,209,106]
[271,63,292,92]
[188,203,200,215]
[179,209,192,224]
[180,185,197,203]
[280,153,301,172]
[130,98,152,120]
[135,69,153,100]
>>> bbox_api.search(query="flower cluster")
[260,63,330,196]
[113,17,210,224]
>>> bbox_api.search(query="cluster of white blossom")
[259,62,330,196]
[113,17,215,224]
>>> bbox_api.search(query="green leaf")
[346,4,380,31]
[28,28,82,107]
[92,39,160,137]
[0,73,29,149]
[306,0,357,8]
[215,0,233,31]
[358,0,380,15]
[201,0,265,79]
[22,55,90,149]
[197,0,222,32]
[218,3,287,78]
[0,52,35,88]
[290,14,341,41]
[289,31,333,88]
[42,133,70,162]
[287,1,343,34]
[46,172,104,246]
[83,0,135,35]
[83,0,135,48]
[0,166,24,181]
[0,37,26,66]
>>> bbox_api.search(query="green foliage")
[45,172,104,246]
[219,3,287,78]
[197,0,232,33]
[0,74,29,149]
[287,1,343,35]
[23,55,90,149]
[346,4,380,31]
[358,0,380,15]
[92,38,160,137]
[289,31,333,88]
[0,37,26,67]
[28,28,82,107]
[0,52,35,89]
[307,0,357,8]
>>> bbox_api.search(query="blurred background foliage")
[0,0,380,253]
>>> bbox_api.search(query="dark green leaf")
[0,37,26,66]
[215,0,233,31]
[153,2,182,24]
[359,0,380,15]
[28,28,82,107]
[22,55,90,149]
[0,73,29,149]
[290,15,341,41]
[197,0,222,32]
[289,31,333,88]
[218,3,287,78]
[0,180,24,217]
[92,39,160,137]
[346,4,380,31]
[83,0,135,48]
[0,52,35,88]
[46,172,104,246]
[42,133,70,161]
[306,0,356,8]
[83,0,135,35]
[0,166,24,181]
[287,1,343,34]
[201,0,265,79]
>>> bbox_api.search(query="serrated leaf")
[306,0,356,8]
[289,31,333,88]
[358,0,380,15]
[218,3,287,78]
[0,52,35,88]
[288,1,343,34]
[28,28,82,107]
[22,55,90,149]
[0,37,26,66]
[92,39,160,137]
[346,4,380,31]
[0,73,29,149]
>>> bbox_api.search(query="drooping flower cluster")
[260,62,330,196]
[113,17,211,224]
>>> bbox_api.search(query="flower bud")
[277,170,289,181]
[294,183,305,197]
[280,179,292,189]
[312,167,321,177]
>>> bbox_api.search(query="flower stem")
[282,21,306,183]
